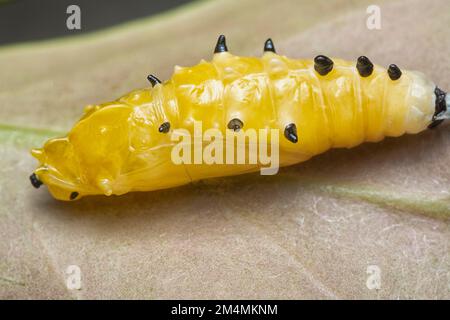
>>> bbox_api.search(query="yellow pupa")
[30,36,448,201]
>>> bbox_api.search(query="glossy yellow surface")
[31,52,436,200]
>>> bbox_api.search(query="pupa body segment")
[30,36,446,200]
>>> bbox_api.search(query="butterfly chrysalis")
[30,36,449,201]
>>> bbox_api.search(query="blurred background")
[1,0,449,300]
[0,0,194,45]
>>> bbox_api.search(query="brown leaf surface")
[0,0,449,299]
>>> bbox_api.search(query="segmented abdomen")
[29,37,440,200]
[168,51,435,165]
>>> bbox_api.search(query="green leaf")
[0,0,449,299]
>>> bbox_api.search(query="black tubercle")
[158,122,171,133]
[70,192,79,200]
[356,56,374,77]
[214,35,228,53]
[314,55,333,76]
[30,173,43,189]
[264,38,276,53]
[428,87,447,129]
[284,123,298,143]
[387,64,402,80]
[227,118,244,132]
[147,74,161,87]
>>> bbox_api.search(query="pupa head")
[30,103,133,201]
[30,138,86,201]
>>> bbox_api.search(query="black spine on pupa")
[356,56,374,77]
[214,35,228,53]
[314,55,334,76]
[264,38,276,53]
[428,87,447,129]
